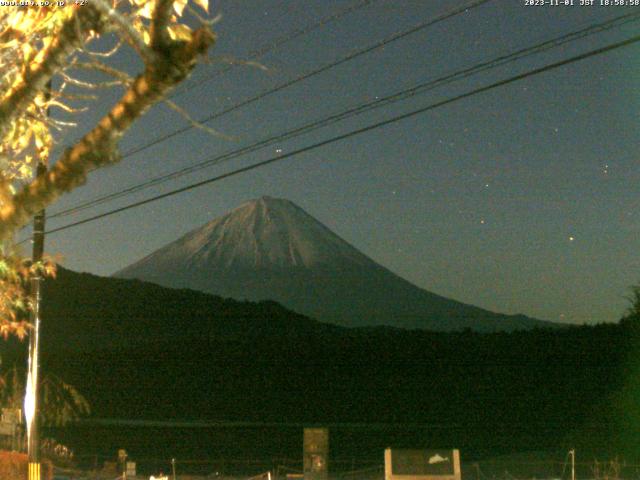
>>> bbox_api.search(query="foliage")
[592,458,622,480]
[0,245,57,340]
[0,1,215,336]
[0,246,31,340]
[0,365,90,427]
[0,451,52,480]
[40,438,74,466]
[621,283,640,324]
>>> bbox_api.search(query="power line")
[118,0,492,159]
[79,418,456,429]
[37,33,640,238]
[48,11,640,220]
[77,417,593,430]
[48,0,494,219]
[53,0,486,159]
[49,0,382,157]
[170,0,383,99]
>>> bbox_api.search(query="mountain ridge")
[114,196,557,332]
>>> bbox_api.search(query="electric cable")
[47,11,640,221]
[169,0,383,99]
[49,0,383,157]
[32,33,640,239]
[116,0,493,159]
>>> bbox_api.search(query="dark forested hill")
[4,267,635,462]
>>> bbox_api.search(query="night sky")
[32,0,640,325]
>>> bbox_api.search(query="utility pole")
[26,161,46,480]
[26,80,50,480]
[118,449,128,480]
[569,449,576,480]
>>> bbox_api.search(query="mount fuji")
[114,196,556,331]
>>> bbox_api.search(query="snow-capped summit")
[114,196,555,331]
[163,195,373,270]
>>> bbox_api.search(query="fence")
[49,455,640,480]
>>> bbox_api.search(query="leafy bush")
[0,451,52,480]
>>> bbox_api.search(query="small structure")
[384,449,461,480]
[0,408,22,451]
[303,428,328,480]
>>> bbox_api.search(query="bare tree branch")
[81,39,124,58]
[0,7,103,140]
[60,72,126,90]
[151,0,175,49]
[71,60,134,84]
[0,27,215,240]
[164,98,232,140]
[90,0,157,64]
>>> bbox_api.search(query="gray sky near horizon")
[32,0,640,325]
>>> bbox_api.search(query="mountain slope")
[114,196,555,331]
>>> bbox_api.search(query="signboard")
[0,408,20,435]
[0,408,21,449]
[102,461,118,475]
[303,428,328,480]
[126,461,136,477]
[385,449,461,480]
[0,422,14,436]
[1,408,21,425]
